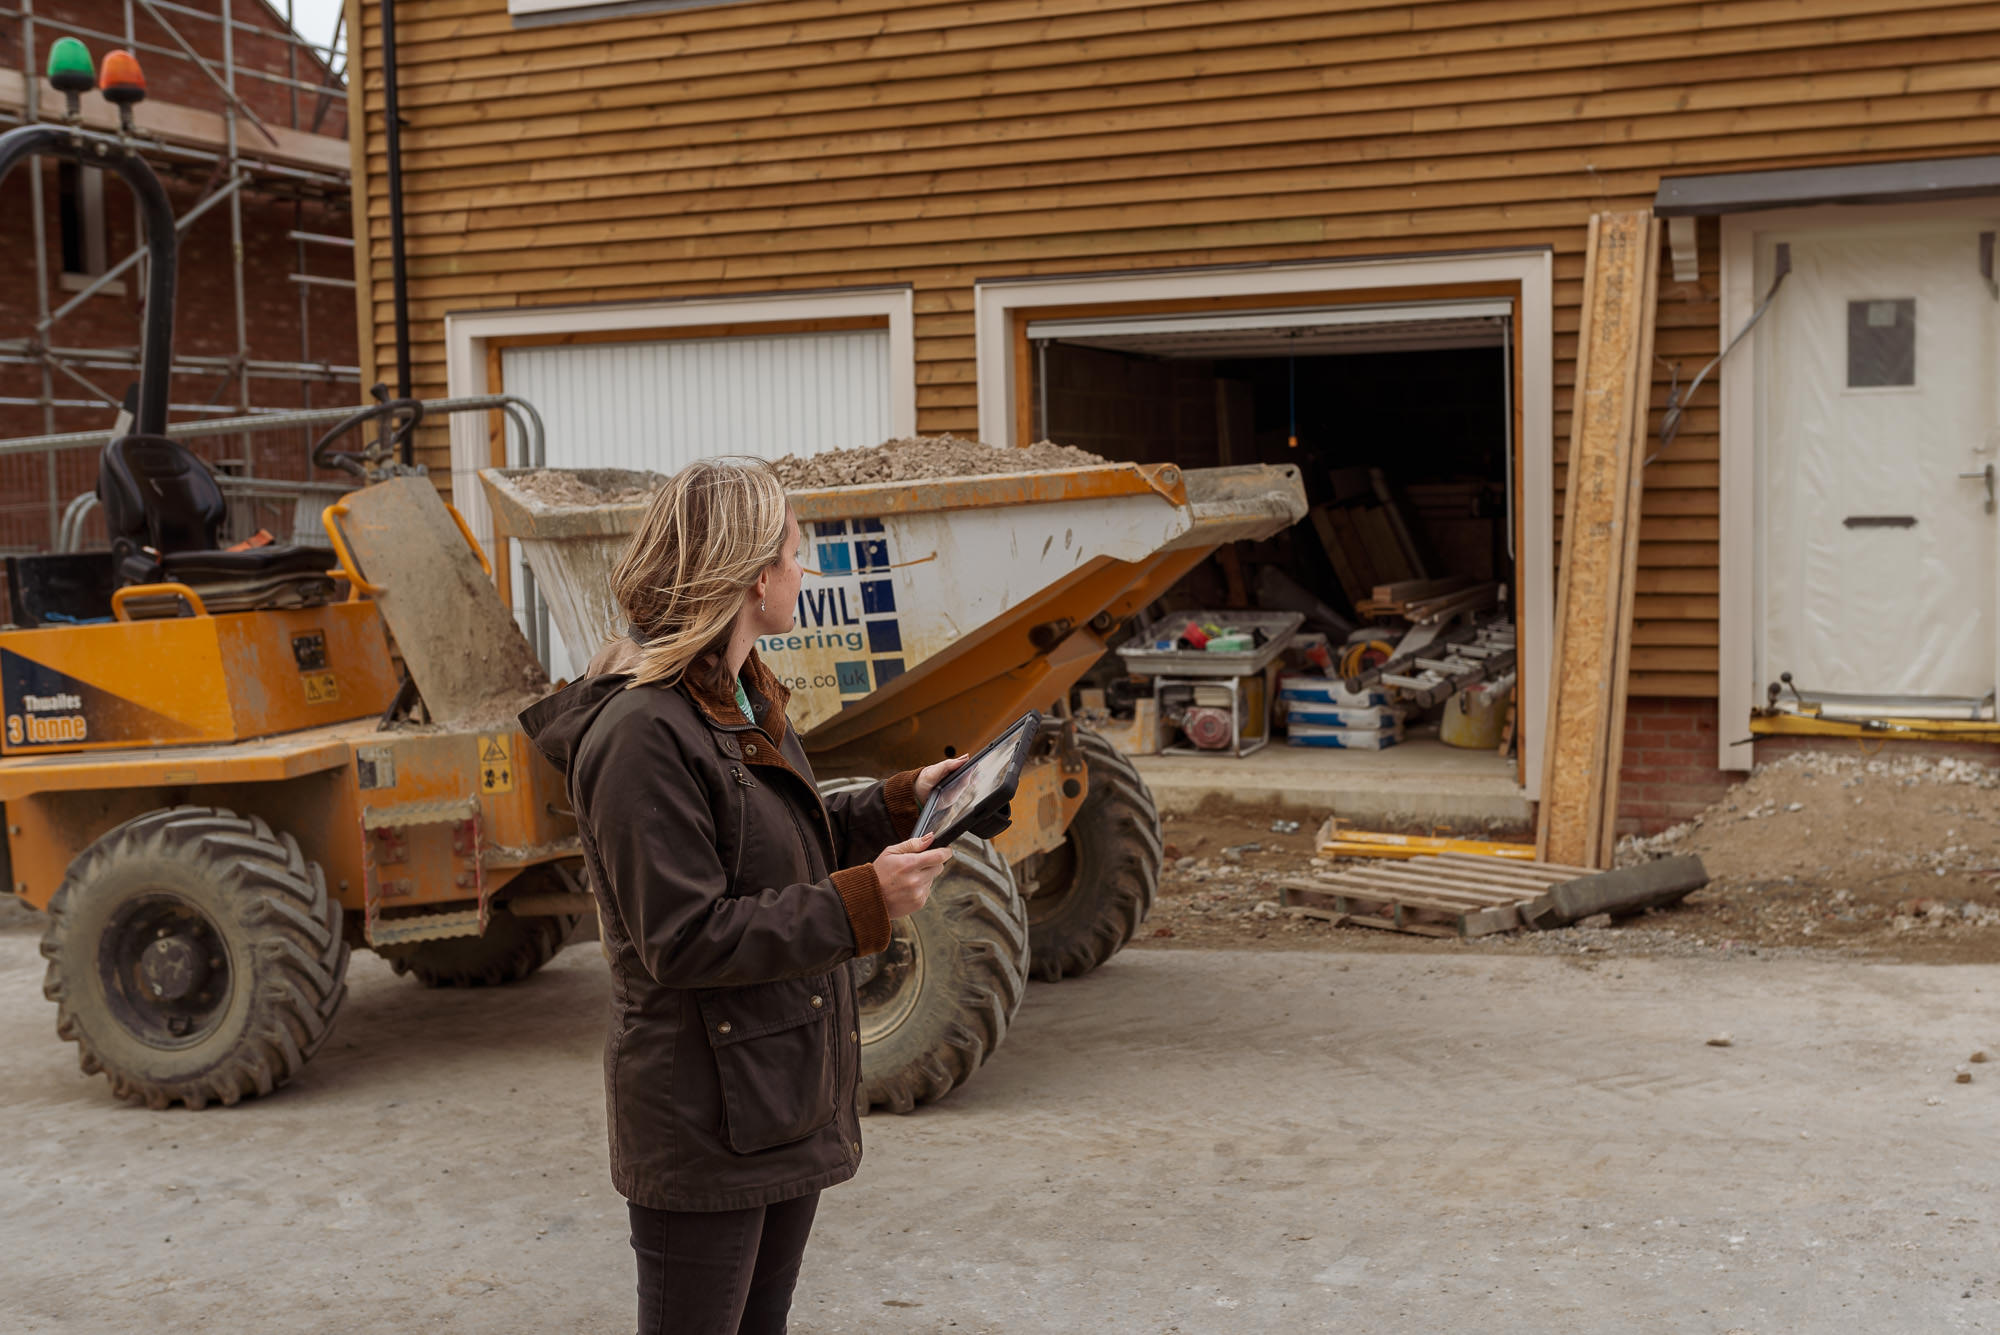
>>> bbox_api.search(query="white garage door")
[503,327,892,471]
[501,326,893,677]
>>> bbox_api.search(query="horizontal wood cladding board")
[351,0,2000,709]
[356,78,2000,192]
[1631,671,1715,697]
[355,32,2000,163]
[360,1,1995,108]
[360,105,2000,223]
[364,117,2000,240]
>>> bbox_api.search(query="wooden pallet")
[1278,853,1596,939]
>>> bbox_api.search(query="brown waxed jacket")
[519,645,920,1211]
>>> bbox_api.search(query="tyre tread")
[1028,731,1164,982]
[39,805,347,1110]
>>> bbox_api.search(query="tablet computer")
[913,710,1042,846]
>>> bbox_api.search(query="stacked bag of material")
[1278,674,1406,750]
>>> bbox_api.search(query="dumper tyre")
[39,805,349,1110]
[379,907,577,988]
[1023,729,1163,982]
[817,778,1030,1114]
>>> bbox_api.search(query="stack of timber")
[1280,850,1709,939]
[1536,209,1663,871]
[1355,575,1500,625]
[1308,468,1431,608]
[1406,480,1499,582]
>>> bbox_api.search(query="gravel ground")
[4,905,1998,1334]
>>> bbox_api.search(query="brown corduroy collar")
[683,647,793,748]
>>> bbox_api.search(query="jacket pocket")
[694,978,840,1154]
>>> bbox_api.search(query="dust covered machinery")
[0,45,586,1110]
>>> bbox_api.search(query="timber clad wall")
[348,0,2000,703]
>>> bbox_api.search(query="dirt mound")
[770,435,1108,489]
[1615,751,2000,960]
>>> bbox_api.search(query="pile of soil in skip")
[504,437,1107,504]
[770,435,1107,489]
[509,471,660,507]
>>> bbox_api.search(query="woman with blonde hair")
[521,456,1001,1334]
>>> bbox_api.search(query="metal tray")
[1115,609,1303,678]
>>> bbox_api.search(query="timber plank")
[1596,229,1661,860]
[1424,854,1594,882]
[1537,210,1659,871]
[1314,868,1533,905]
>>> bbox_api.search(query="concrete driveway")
[3,904,1996,1333]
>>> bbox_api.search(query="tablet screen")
[915,713,1038,841]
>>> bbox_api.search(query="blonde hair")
[611,456,790,693]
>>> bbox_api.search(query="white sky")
[279,0,348,65]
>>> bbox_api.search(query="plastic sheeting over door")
[500,327,892,678]
[1756,220,1999,705]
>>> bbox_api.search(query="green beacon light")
[46,36,94,121]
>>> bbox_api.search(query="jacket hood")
[518,674,629,776]
[518,644,795,776]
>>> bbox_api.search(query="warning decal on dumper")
[478,733,515,794]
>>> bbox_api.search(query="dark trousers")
[629,1191,821,1335]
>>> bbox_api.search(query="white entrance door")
[500,327,894,678]
[1758,220,2000,707]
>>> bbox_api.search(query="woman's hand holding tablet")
[912,711,1039,846]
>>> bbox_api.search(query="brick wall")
[0,165,356,549]
[1615,697,1739,836]
[0,1,353,556]
[1615,697,2000,836]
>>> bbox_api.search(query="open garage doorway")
[983,269,1551,828]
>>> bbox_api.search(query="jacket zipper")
[780,800,820,880]
[729,765,753,884]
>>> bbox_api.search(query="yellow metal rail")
[1750,713,2000,742]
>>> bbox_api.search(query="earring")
[760,599,767,612]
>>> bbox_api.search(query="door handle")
[1960,463,1996,514]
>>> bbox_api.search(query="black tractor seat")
[97,434,335,615]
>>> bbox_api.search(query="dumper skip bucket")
[481,462,1306,755]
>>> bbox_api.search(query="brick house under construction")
[0,0,358,555]
[344,0,2000,833]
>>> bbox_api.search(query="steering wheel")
[311,396,424,478]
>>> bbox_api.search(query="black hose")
[0,124,177,436]
[309,396,423,476]
[381,0,415,464]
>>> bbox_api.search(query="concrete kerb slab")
[1134,739,1533,828]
